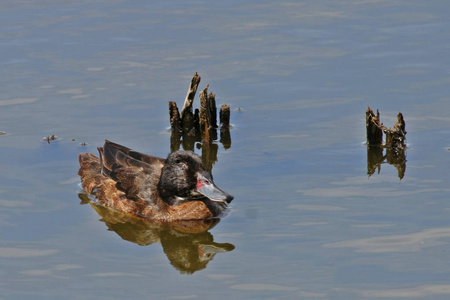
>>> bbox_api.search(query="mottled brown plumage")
[78,140,233,221]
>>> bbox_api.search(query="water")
[1,0,450,299]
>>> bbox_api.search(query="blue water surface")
[1,1,450,299]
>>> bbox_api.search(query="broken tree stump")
[366,107,407,179]
[385,112,406,148]
[219,104,231,149]
[180,72,201,121]
[366,107,406,149]
[199,85,211,144]
[208,92,218,141]
[168,72,232,170]
[219,104,230,128]
[169,101,181,131]
[366,108,383,145]
[177,72,201,135]
[208,92,218,128]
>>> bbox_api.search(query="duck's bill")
[198,183,234,203]
[196,173,234,203]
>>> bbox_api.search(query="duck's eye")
[175,160,188,170]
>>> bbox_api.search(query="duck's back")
[98,140,165,203]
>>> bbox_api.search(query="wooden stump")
[199,85,211,144]
[366,107,406,149]
[180,72,201,120]
[366,108,382,145]
[385,112,406,148]
[168,73,232,169]
[219,104,231,149]
[366,107,407,179]
[169,101,181,131]
[219,104,230,128]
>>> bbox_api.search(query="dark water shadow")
[367,145,407,179]
[79,193,234,274]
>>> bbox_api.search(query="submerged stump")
[169,101,181,131]
[219,104,231,149]
[180,72,201,121]
[366,107,406,149]
[365,107,407,179]
[385,112,406,148]
[199,85,211,144]
[168,73,232,169]
[366,108,383,145]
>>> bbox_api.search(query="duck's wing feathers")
[104,140,165,166]
[98,140,165,203]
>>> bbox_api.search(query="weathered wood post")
[366,107,383,145]
[219,104,231,149]
[366,107,406,149]
[365,107,407,179]
[385,112,406,149]
[169,101,181,131]
[199,85,211,144]
[180,73,201,121]
[168,73,232,169]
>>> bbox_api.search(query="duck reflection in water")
[77,140,235,274]
[79,192,234,274]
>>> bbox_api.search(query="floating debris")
[43,134,57,143]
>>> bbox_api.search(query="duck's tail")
[78,151,137,212]
[78,152,103,195]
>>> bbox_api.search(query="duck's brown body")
[78,141,232,221]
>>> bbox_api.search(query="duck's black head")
[157,151,233,216]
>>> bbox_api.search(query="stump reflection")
[367,145,407,179]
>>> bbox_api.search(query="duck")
[78,140,233,221]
